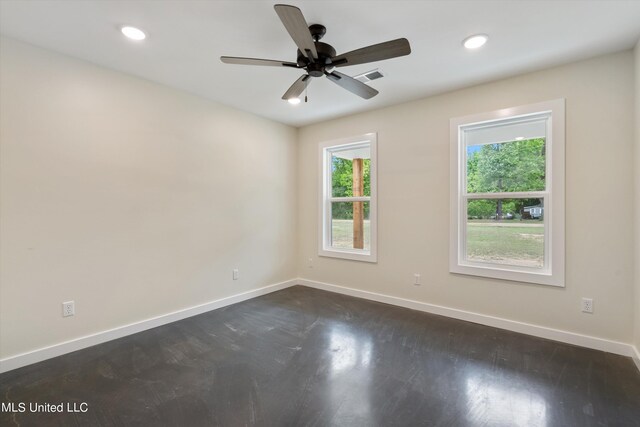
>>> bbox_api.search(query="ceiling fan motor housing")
[297,26,336,77]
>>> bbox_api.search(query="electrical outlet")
[307,257,313,268]
[414,274,421,286]
[581,298,593,313]
[232,269,239,280]
[62,301,75,317]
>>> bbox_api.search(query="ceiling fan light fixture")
[287,97,301,105]
[121,26,146,41]
[463,34,488,49]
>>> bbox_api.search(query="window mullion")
[330,196,371,203]
[464,191,548,200]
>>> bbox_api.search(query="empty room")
[1,0,640,425]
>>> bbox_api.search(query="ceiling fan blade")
[220,56,298,68]
[332,38,411,67]
[282,75,311,100]
[274,4,318,59]
[326,71,378,99]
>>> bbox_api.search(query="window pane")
[331,201,370,251]
[466,198,544,268]
[331,145,371,197]
[466,120,546,193]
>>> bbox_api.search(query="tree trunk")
[353,158,364,249]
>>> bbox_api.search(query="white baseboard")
[3,277,638,374]
[297,278,638,361]
[0,279,297,374]
[632,345,640,372]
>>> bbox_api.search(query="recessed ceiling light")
[287,97,301,105]
[463,34,488,49]
[121,26,146,41]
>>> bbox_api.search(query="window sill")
[319,248,377,263]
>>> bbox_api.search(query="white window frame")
[450,99,565,286]
[318,133,377,263]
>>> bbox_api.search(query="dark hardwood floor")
[1,285,639,426]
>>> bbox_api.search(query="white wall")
[634,40,640,352]
[297,51,636,343]
[0,37,298,359]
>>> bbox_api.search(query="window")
[450,100,565,286]
[319,134,377,262]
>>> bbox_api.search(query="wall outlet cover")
[581,298,593,313]
[62,301,75,317]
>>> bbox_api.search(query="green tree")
[467,152,479,193]
[467,199,495,218]
[467,138,545,219]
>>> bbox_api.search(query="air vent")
[354,69,385,83]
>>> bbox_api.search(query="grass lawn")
[332,219,370,250]
[330,219,542,268]
[466,220,544,267]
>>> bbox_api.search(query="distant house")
[523,205,544,219]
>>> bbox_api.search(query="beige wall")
[0,38,298,359]
[298,51,635,343]
[635,39,640,351]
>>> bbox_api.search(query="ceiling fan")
[220,4,411,102]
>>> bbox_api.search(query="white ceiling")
[1,0,640,127]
